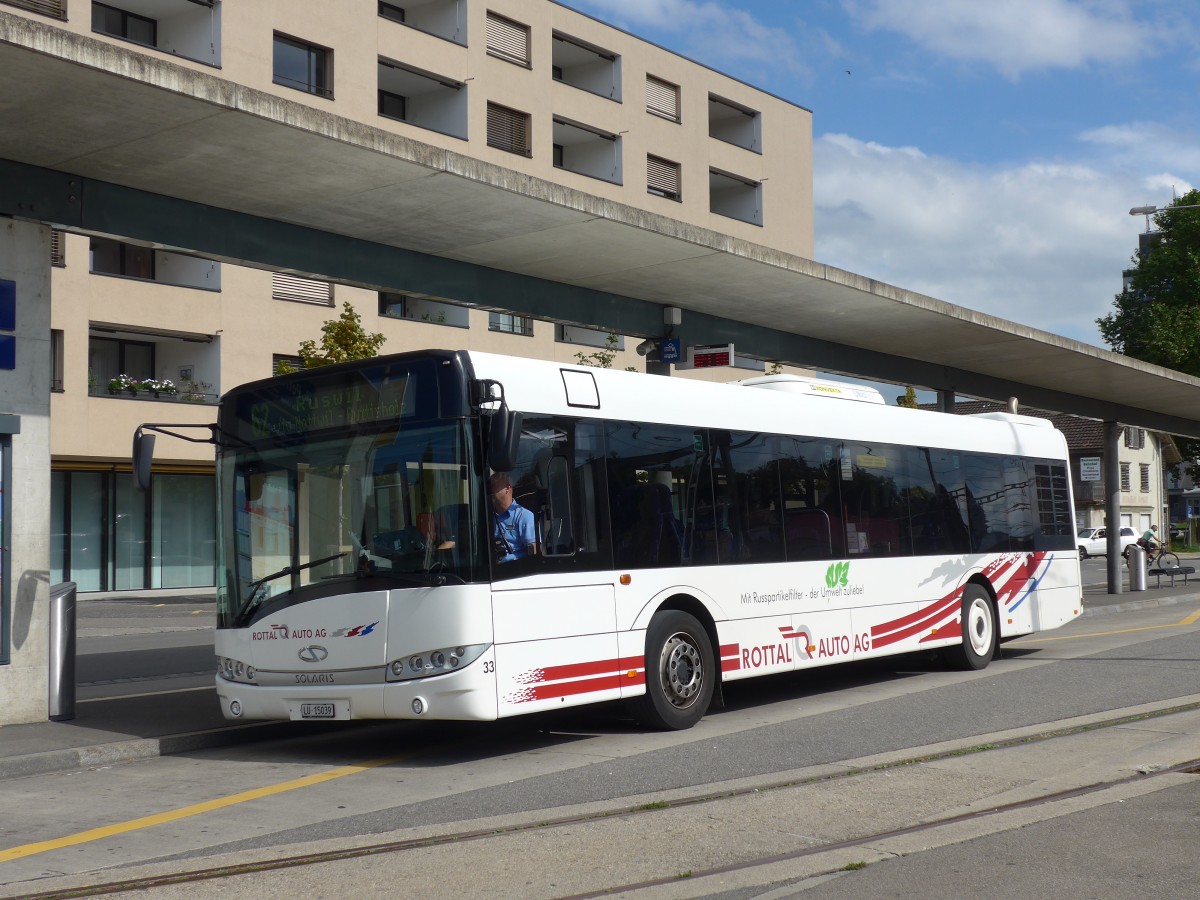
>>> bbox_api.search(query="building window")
[1120,462,1131,492]
[92,2,157,47]
[1140,463,1151,493]
[90,237,154,280]
[1124,427,1146,450]
[552,118,621,183]
[709,168,762,226]
[89,336,155,391]
[377,59,469,139]
[551,32,620,100]
[51,470,216,592]
[3,0,67,20]
[647,155,681,201]
[379,291,468,327]
[51,329,64,392]
[379,292,409,319]
[378,1,405,23]
[486,11,530,67]
[489,313,533,336]
[50,229,65,267]
[273,33,332,98]
[709,94,761,152]
[272,272,334,305]
[487,102,531,156]
[378,89,407,121]
[646,75,680,122]
[272,354,304,376]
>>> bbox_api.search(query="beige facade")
[10,0,815,597]
[17,0,812,258]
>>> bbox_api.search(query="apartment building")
[4,0,816,592]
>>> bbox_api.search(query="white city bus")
[181,349,1080,730]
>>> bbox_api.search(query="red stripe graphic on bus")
[505,656,645,704]
[720,643,741,672]
[871,552,1049,649]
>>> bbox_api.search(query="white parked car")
[1077,526,1138,559]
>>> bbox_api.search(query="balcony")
[91,0,222,67]
[88,327,219,405]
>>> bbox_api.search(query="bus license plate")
[300,702,336,719]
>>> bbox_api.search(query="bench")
[1148,566,1196,587]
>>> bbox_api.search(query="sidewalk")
[1,576,1197,782]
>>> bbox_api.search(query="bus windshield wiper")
[234,551,347,624]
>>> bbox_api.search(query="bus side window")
[781,437,844,561]
[541,455,575,556]
[719,430,786,564]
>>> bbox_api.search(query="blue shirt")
[494,501,537,561]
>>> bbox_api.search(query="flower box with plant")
[142,378,177,397]
[107,374,139,395]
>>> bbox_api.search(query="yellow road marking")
[0,755,400,862]
[1011,609,1200,644]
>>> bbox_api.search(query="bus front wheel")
[943,585,996,671]
[632,610,715,730]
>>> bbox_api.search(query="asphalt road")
[3,594,1199,898]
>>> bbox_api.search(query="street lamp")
[1130,204,1200,215]
[1129,203,1200,230]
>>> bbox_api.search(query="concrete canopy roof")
[4,12,1200,436]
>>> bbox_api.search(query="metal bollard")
[48,581,78,721]
[1127,546,1147,592]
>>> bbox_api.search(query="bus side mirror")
[489,405,523,472]
[133,428,155,491]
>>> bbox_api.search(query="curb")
[0,722,299,781]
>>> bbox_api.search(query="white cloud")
[813,133,1145,345]
[564,0,812,79]
[846,0,1159,79]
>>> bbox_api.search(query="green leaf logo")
[826,562,850,588]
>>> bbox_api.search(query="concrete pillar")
[1104,420,1122,595]
[0,219,52,725]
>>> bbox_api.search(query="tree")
[895,386,919,408]
[1098,190,1200,371]
[1098,190,1200,476]
[294,301,386,369]
[574,332,637,371]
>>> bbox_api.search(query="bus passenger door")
[489,415,620,717]
[492,583,619,717]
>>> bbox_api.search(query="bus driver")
[489,472,539,562]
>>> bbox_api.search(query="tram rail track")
[8,700,1200,900]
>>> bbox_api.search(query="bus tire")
[943,584,996,671]
[631,610,715,730]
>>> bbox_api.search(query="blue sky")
[561,0,1200,348]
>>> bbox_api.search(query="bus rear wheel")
[943,584,996,671]
[632,610,715,730]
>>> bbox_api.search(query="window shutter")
[486,12,530,66]
[4,0,67,19]
[647,155,681,200]
[487,103,530,155]
[646,76,679,121]
[271,273,334,305]
[50,229,65,267]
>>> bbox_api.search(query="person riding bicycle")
[1138,525,1161,558]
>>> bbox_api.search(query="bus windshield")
[217,419,484,628]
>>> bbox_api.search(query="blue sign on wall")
[660,338,682,363]
[0,279,13,371]
[0,279,14,332]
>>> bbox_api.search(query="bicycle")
[1122,541,1180,569]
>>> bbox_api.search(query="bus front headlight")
[386,644,490,681]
